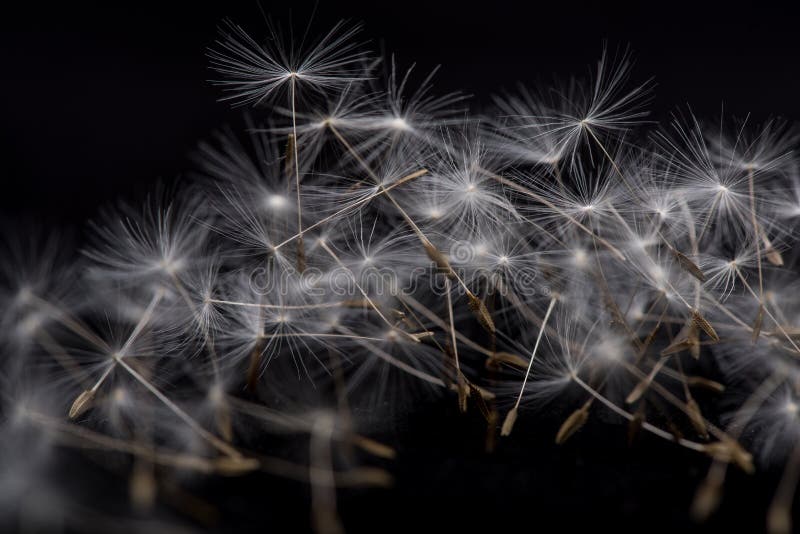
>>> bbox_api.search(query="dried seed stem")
[571,373,707,452]
[445,278,468,412]
[501,297,557,436]
[481,169,626,262]
[272,169,427,252]
[113,355,243,459]
[289,76,306,273]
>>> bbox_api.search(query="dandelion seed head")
[427,208,443,219]
[266,194,288,210]
[10,21,800,529]
[16,312,45,339]
[386,116,410,131]
[571,248,589,268]
[209,20,370,107]
[593,334,629,363]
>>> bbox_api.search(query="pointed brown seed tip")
[765,247,784,267]
[625,378,650,405]
[467,293,496,334]
[703,441,754,474]
[472,383,496,401]
[213,456,260,476]
[500,407,518,437]
[555,406,589,444]
[408,331,434,342]
[691,310,720,342]
[686,376,725,394]
[458,392,468,413]
[69,389,96,419]
[674,249,706,282]
[456,376,469,413]
[353,436,396,460]
[691,480,721,522]
[490,351,528,369]
[130,464,157,511]
[762,233,784,267]
[686,398,709,439]
[767,504,792,534]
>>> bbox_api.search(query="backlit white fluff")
[3,16,800,534]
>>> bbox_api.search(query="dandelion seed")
[209,20,370,106]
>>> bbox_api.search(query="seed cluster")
[2,18,800,533]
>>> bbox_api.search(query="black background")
[1,1,797,532]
